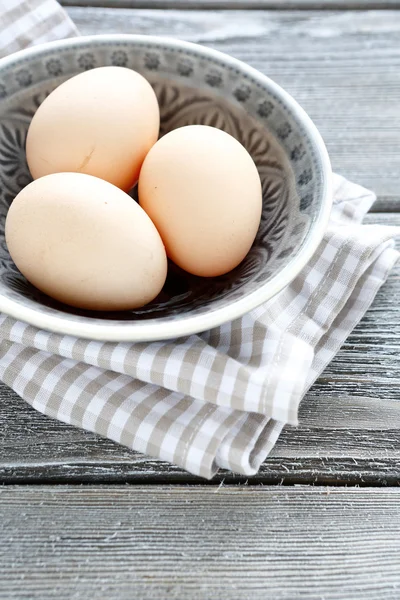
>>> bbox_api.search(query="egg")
[26,66,159,192]
[5,173,167,311]
[138,125,262,277]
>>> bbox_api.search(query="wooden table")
[2,1,400,598]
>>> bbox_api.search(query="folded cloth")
[0,0,77,57]
[0,0,399,478]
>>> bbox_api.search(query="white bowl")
[0,34,332,341]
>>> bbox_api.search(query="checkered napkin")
[1,0,399,478]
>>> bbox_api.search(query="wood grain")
[2,7,400,486]
[62,1,400,10]
[1,213,399,485]
[2,485,400,599]
[68,6,400,211]
[3,5,400,595]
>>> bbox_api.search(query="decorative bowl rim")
[0,33,332,342]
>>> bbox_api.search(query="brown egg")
[26,66,159,192]
[5,173,167,311]
[138,125,262,277]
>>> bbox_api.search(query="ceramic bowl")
[0,34,332,341]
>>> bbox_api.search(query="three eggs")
[6,66,262,311]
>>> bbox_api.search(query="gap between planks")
[1,213,399,486]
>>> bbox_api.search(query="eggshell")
[138,125,262,277]
[26,66,159,192]
[5,173,167,311]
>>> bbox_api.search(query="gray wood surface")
[3,4,400,596]
[1,214,399,485]
[2,485,400,599]
[4,3,400,485]
[68,6,400,211]
[62,1,400,10]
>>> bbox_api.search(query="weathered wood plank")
[2,485,400,599]
[1,213,399,484]
[2,9,400,484]
[2,389,400,484]
[67,6,400,211]
[62,1,400,10]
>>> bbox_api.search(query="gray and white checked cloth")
[1,0,399,478]
[0,0,77,56]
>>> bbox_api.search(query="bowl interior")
[0,37,327,337]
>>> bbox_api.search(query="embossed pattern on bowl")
[0,35,331,341]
